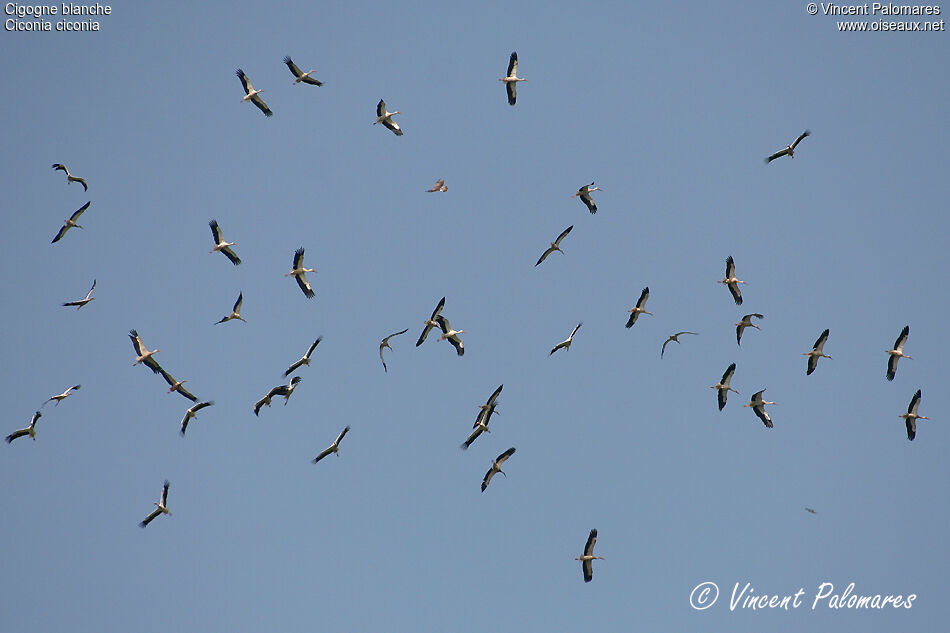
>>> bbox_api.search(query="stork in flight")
[62,279,96,309]
[625,287,653,328]
[374,99,403,136]
[735,313,763,346]
[209,220,241,265]
[6,411,42,444]
[51,201,90,244]
[215,292,246,324]
[710,362,739,411]
[129,329,162,374]
[575,529,605,583]
[661,331,698,358]
[803,328,832,375]
[550,322,583,356]
[416,297,446,347]
[766,130,810,163]
[254,377,302,415]
[436,315,465,356]
[139,480,171,528]
[158,368,197,402]
[886,325,912,381]
[805,507,817,514]
[481,447,516,492]
[43,384,81,407]
[379,329,409,372]
[283,56,323,85]
[535,225,574,267]
[571,182,600,214]
[313,426,350,463]
[900,389,928,441]
[285,337,322,376]
[180,401,214,436]
[462,384,503,450]
[51,163,87,191]
[744,389,777,428]
[236,68,273,117]
[426,179,448,193]
[500,52,527,106]
[286,247,316,299]
[719,256,745,305]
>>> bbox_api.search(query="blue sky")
[2,2,948,631]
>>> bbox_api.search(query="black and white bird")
[536,225,574,267]
[374,99,403,136]
[43,384,81,407]
[215,292,246,324]
[886,325,912,381]
[416,297,446,346]
[180,401,214,435]
[661,331,698,358]
[625,287,653,328]
[426,179,448,193]
[286,248,316,299]
[254,377,302,416]
[499,52,527,105]
[900,389,928,441]
[379,329,409,372]
[313,426,350,463]
[766,130,810,163]
[710,363,739,411]
[550,322,583,356]
[139,480,171,528]
[803,329,832,375]
[51,163,87,191]
[209,220,241,265]
[735,313,764,346]
[236,68,273,117]
[284,337,322,376]
[571,182,600,214]
[575,529,605,583]
[158,368,198,402]
[51,201,90,244]
[744,389,777,428]
[62,279,96,309]
[6,411,42,444]
[462,384,503,450]
[283,56,323,85]
[719,256,745,305]
[481,447,516,492]
[129,329,162,373]
[436,315,465,356]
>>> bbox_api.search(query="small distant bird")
[374,99,403,136]
[286,247,316,299]
[719,256,745,305]
[803,329,832,375]
[575,529,605,583]
[215,292,246,324]
[766,130,810,163]
[710,362,740,411]
[550,322,583,356]
[51,163,87,191]
[139,480,171,528]
[661,331,698,359]
[436,315,465,356]
[236,68,273,117]
[62,279,96,309]
[571,182,600,214]
[283,56,323,85]
[254,377,302,416]
[180,401,214,436]
[416,297,446,346]
[735,313,764,346]
[284,337,322,376]
[481,447,516,492]
[426,179,448,193]
[462,384,503,450]
[744,389,777,428]
[900,389,928,441]
[313,426,350,463]
[129,329,162,373]
[499,51,527,106]
[625,287,653,328]
[379,329,409,372]
[43,384,81,407]
[158,368,197,402]
[886,325,912,381]
[805,507,817,514]
[6,411,42,444]
[51,201,90,244]
[535,225,574,267]
[209,220,241,265]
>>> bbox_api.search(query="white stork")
[535,225,574,267]
[236,69,273,117]
[744,389,777,428]
[461,384,503,450]
[436,315,465,356]
[416,297,446,347]
[426,179,448,193]
[550,322,583,356]
[180,401,214,436]
[374,99,403,136]
[900,389,928,441]
[51,201,90,244]
[805,507,817,514]
[62,279,96,309]
[661,331,698,359]
[285,337,323,376]
[380,329,409,372]
[129,329,162,373]
[625,287,653,328]
[215,292,246,324]
[254,377,302,416]
[286,247,316,299]
[51,163,87,191]
[710,362,739,411]
[158,368,197,402]
[571,182,600,214]
[139,480,171,528]
[719,255,745,305]
[803,328,832,375]
[735,313,763,346]
[886,325,912,381]
[43,384,81,407]
[6,411,42,444]
[313,426,350,463]
[481,447,516,492]
[500,52,527,106]
[575,529,605,583]
[283,56,323,85]
[209,220,241,265]
[766,130,810,163]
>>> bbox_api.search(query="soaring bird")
[254,377,302,415]
[51,201,90,244]
[571,182,600,214]
[744,389,777,428]
[286,247,316,299]
[735,313,764,346]
[426,179,448,193]
[43,384,81,407]
[379,329,409,372]
[625,287,653,328]
[62,279,96,309]
[710,363,739,411]
[283,55,323,85]
[436,315,465,356]
[575,529,605,583]
[719,256,745,305]
[886,325,912,381]
[535,225,574,267]
[236,68,273,117]
[139,480,171,528]
[209,220,241,265]
[6,411,42,444]
[461,384,503,450]
[284,337,322,376]
[481,447,516,492]
[499,51,527,105]
[416,297,446,346]
[180,401,214,436]
[766,130,810,163]
[550,322,583,356]
[51,163,88,191]
[803,328,832,375]
[215,292,246,324]
[158,368,198,402]
[805,507,817,515]
[661,331,698,358]
[313,426,351,463]
[900,389,928,441]
[374,99,403,136]
[129,329,162,373]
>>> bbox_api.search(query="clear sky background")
[2,2,948,631]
